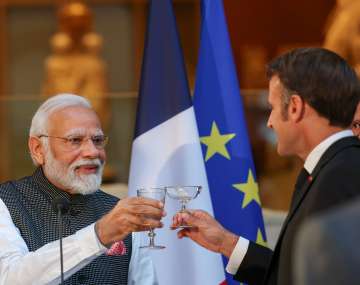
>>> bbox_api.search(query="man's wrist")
[95,221,112,248]
[220,231,239,258]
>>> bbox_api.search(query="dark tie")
[289,168,310,211]
[295,168,310,191]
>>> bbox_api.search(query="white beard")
[43,147,104,195]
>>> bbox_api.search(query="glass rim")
[164,185,202,190]
[137,187,166,192]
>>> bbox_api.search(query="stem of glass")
[180,199,187,212]
[148,228,156,247]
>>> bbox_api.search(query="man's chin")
[277,144,289,157]
[72,187,98,195]
[70,173,102,195]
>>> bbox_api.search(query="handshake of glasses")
[137,186,202,249]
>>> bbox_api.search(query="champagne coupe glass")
[165,186,202,228]
[137,187,166,249]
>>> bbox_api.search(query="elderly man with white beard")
[0,94,163,285]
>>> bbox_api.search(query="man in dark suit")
[294,197,360,285]
[171,47,360,285]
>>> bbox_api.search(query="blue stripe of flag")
[134,0,192,138]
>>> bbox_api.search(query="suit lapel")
[279,136,360,238]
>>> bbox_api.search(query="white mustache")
[71,159,103,171]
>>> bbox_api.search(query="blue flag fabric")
[134,0,191,138]
[129,0,225,284]
[193,0,267,284]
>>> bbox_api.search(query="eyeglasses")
[352,120,360,129]
[38,134,108,151]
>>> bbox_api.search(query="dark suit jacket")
[294,197,360,285]
[234,136,360,285]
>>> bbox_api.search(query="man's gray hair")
[29,93,92,137]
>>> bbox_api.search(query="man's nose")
[266,117,273,129]
[81,138,100,157]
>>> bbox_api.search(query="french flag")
[128,0,225,284]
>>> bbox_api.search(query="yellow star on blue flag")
[200,121,235,161]
[256,228,268,247]
[233,169,261,208]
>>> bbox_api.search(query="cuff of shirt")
[225,236,249,275]
[76,223,107,257]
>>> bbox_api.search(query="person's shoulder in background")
[294,197,360,285]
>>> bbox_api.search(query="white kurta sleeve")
[0,198,106,285]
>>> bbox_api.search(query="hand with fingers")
[95,196,166,246]
[171,210,239,258]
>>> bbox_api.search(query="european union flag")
[193,0,267,284]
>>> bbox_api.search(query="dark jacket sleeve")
[233,241,273,285]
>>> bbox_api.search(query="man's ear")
[28,136,45,165]
[288,94,305,122]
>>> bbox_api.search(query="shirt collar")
[304,130,354,174]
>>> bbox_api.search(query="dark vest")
[0,168,132,285]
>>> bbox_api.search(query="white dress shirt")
[0,198,158,285]
[225,130,354,275]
